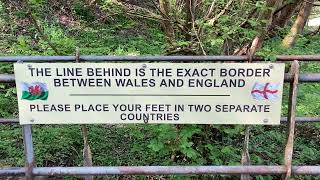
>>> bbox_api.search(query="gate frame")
[0,55,320,179]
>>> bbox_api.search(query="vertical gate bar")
[81,125,92,164]
[240,54,253,180]
[284,60,299,180]
[76,48,94,180]
[23,124,35,180]
[241,126,251,180]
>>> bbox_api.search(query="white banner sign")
[14,63,285,125]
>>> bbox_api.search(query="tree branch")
[204,0,217,20]
[188,0,206,55]
[208,0,234,26]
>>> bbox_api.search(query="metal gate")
[0,55,319,179]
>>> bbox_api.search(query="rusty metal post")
[241,126,251,180]
[284,60,299,180]
[23,125,35,180]
[240,55,253,180]
[76,48,94,180]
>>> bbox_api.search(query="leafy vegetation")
[0,0,319,179]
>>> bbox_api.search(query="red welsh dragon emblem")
[28,85,42,95]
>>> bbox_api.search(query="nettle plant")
[144,124,244,165]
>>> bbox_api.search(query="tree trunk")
[271,0,302,30]
[282,0,314,48]
[184,0,196,41]
[249,0,282,54]
[159,0,176,45]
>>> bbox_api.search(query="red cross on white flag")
[251,82,280,100]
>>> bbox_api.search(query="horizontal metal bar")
[0,166,319,176]
[32,166,287,175]
[284,73,320,82]
[1,117,319,124]
[293,166,320,175]
[0,55,320,62]
[299,73,320,82]
[0,168,25,176]
[28,166,320,176]
[280,117,320,123]
[275,55,320,61]
[0,74,15,83]
[1,73,320,83]
[0,118,19,123]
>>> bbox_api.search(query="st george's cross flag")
[251,82,280,100]
[20,82,49,101]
